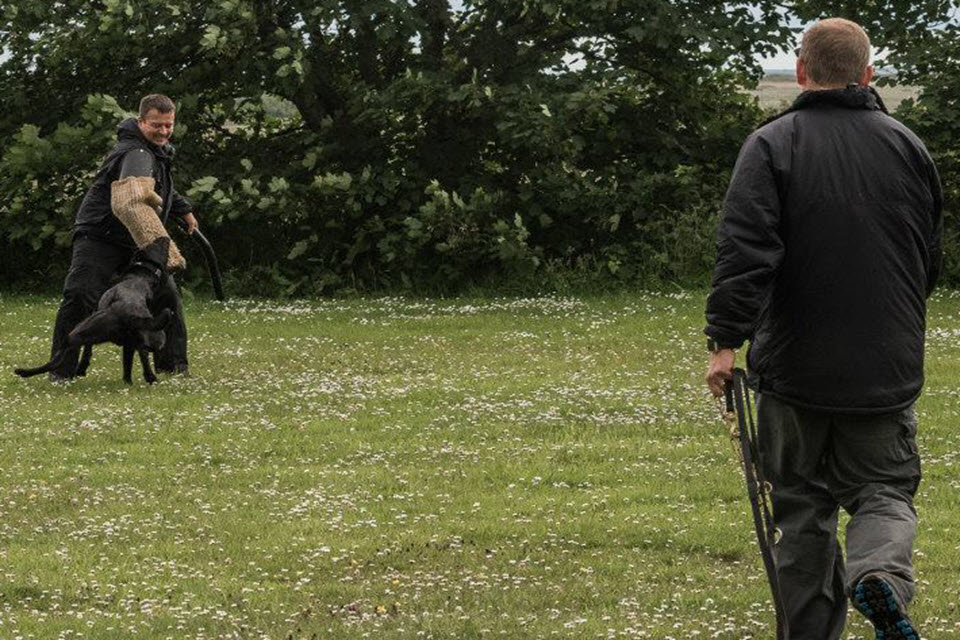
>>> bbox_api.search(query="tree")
[0,1,797,292]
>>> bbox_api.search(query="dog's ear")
[139,237,171,272]
[68,309,123,346]
[125,307,171,332]
[140,328,167,352]
[147,308,172,331]
[129,309,170,352]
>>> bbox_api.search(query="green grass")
[1,291,958,639]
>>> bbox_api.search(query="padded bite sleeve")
[111,176,186,271]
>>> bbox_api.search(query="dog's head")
[137,237,172,273]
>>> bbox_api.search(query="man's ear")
[796,58,808,88]
[860,64,874,87]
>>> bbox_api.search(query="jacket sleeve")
[925,157,943,297]
[169,186,195,219]
[704,132,785,349]
[118,149,154,179]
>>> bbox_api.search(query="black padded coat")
[705,87,943,413]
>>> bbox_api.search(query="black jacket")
[74,118,193,247]
[705,87,943,413]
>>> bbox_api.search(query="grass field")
[1,292,958,639]
[753,73,919,112]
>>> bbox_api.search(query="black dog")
[16,238,176,384]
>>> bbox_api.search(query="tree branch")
[416,0,450,71]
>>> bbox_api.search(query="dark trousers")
[757,393,921,640]
[50,234,188,377]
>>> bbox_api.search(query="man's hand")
[181,212,199,235]
[706,348,736,397]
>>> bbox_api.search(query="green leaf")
[189,176,219,195]
[288,240,309,260]
[200,25,222,50]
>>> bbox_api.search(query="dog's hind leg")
[122,344,135,384]
[76,345,93,377]
[138,349,157,384]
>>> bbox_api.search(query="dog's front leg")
[138,349,157,384]
[76,345,93,377]
[122,344,134,384]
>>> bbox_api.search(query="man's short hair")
[138,94,176,119]
[798,18,871,87]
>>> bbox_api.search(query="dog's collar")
[130,260,164,283]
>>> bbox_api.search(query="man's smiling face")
[138,109,175,147]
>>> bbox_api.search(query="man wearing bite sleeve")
[48,93,198,380]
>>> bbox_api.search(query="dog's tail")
[14,350,70,378]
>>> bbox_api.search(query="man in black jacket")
[48,94,198,380]
[705,18,941,640]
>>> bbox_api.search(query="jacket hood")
[117,117,176,159]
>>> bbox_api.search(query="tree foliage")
[1,1,955,293]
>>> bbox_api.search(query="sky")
[759,50,799,72]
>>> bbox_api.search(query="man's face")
[138,109,175,146]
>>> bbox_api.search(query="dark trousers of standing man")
[49,233,188,378]
[757,394,921,640]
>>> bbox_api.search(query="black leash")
[176,221,226,301]
[723,368,788,639]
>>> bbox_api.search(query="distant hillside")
[753,71,916,111]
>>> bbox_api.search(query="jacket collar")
[761,85,889,127]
